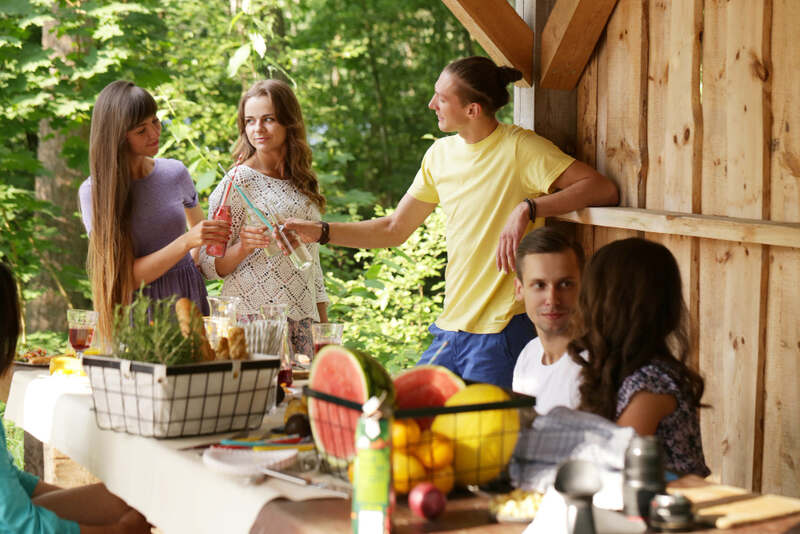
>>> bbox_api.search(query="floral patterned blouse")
[616,361,711,477]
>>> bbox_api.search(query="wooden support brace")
[441,0,534,87]
[540,0,618,90]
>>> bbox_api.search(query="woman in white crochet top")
[199,80,328,357]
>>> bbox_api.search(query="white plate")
[202,447,298,477]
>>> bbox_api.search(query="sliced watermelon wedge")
[307,345,394,469]
[393,364,465,429]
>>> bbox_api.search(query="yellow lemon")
[392,450,427,495]
[392,418,421,452]
[431,384,520,485]
[428,463,455,494]
[414,430,454,470]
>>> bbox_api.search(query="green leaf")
[0,36,23,49]
[93,23,123,41]
[350,287,376,300]
[195,170,216,192]
[249,32,267,58]
[227,43,251,78]
[365,263,382,280]
[364,279,384,290]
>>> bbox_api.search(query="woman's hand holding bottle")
[238,224,272,255]
[185,219,230,251]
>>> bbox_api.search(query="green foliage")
[19,330,68,355]
[112,295,200,365]
[0,184,77,340]
[326,208,446,373]
[0,0,503,371]
[0,403,24,469]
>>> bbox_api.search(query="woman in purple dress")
[79,81,229,344]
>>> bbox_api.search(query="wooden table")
[7,369,800,534]
[253,478,800,534]
[251,493,526,534]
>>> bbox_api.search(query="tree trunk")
[26,20,90,333]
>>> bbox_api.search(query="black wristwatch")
[524,198,537,221]
[318,221,330,245]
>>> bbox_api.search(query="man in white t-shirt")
[512,227,587,414]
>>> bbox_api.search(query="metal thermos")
[623,435,666,519]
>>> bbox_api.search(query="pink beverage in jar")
[206,204,231,257]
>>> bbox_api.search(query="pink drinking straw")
[217,154,245,208]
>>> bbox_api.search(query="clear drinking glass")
[311,322,344,358]
[258,303,288,355]
[67,309,98,359]
[206,296,240,339]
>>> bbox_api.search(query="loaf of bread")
[228,326,248,360]
[175,298,215,362]
[215,336,230,360]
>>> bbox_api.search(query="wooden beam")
[554,207,800,249]
[441,0,534,87]
[540,0,618,90]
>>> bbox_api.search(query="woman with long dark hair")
[570,238,710,476]
[79,81,229,344]
[198,80,328,357]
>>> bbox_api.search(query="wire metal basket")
[83,355,279,438]
[304,386,536,492]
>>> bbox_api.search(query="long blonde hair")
[232,80,325,211]
[87,81,158,342]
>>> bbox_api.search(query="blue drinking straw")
[233,184,275,232]
[217,163,275,232]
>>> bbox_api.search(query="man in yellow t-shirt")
[284,56,618,387]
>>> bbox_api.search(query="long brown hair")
[569,238,705,420]
[232,80,325,211]
[87,80,158,342]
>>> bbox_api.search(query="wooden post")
[762,0,800,498]
[644,0,702,372]
[514,0,578,240]
[699,0,772,491]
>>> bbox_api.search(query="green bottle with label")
[351,394,393,534]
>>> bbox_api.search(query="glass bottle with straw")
[207,157,243,258]
[224,174,313,271]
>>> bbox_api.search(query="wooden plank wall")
[564,0,799,494]
[763,0,800,498]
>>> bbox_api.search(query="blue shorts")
[416,314,537,389]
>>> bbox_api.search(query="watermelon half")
[307,345,394,469]
[393,364,465,429]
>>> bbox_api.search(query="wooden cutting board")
[668,483,750,504]
[694,494,800,529]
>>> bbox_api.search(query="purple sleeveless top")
[79,158,209,315]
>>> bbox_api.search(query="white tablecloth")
[4,369,342,534]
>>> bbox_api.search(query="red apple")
[408,482,446,520]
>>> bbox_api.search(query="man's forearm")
[327,216,408,249]
[534,175,619,218]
